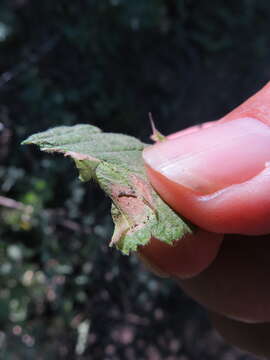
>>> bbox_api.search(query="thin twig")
[0,195,26,210]
[0,196,93,233]
[0,195,33,224]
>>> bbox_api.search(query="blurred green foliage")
[0,0,269,358]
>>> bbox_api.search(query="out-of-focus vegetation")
[0,0,269,358]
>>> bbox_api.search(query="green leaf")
[22,124,194,255]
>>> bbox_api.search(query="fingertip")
[139,230,223,279]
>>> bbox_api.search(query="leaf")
[22,124,194,255]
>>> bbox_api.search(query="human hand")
[140,82,270,357]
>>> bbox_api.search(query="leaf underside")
[23,124,193,255]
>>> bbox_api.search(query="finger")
[143,116,270,234]
[210,312,270,358]
[139,230,223,279]
[178,234,270,323]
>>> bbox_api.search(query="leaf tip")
[21,138,31,145]
[148,113,166,142]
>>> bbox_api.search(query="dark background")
[0,0,268,359]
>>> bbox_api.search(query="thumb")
[143,82,270,235]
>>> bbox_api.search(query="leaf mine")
[23,124,193,254]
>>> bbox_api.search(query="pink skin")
[140,81,270,324]
[139,230,223,279]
